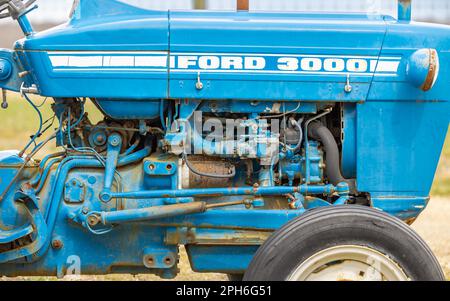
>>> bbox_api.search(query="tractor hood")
[9,0,450,104]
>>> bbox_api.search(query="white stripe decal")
[47,52,402,76]
[375,61,401,73]
[135,56,168,67]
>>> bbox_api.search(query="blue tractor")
[0,0,449,281]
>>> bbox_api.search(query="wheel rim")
[287,245,409,281]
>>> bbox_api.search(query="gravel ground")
[412,197,450,279]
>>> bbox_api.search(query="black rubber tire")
[227,274,244,281]
[243,206,444,281]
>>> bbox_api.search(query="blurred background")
[0,0,448,280]
[2,0,450,48]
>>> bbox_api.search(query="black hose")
[308,122,356,192]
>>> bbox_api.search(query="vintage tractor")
[0,0,449,281]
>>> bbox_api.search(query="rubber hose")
[308,122,356,192]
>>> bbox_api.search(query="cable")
[281,117,304,152]
[85,212,114,235]
[19,92,43,157]
[258,103,301,119]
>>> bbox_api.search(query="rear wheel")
[244,206,444,281]
[227,274,244,281]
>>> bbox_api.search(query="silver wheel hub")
[287,245,409,281]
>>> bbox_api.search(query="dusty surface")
[413,197,450,279]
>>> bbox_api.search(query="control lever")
[1,88,7,109]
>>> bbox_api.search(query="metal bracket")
[100,133,122,203]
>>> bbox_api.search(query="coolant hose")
[308,122,356,192]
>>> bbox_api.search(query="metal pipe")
[17,15,34,36]
[237,0,249,11]
[97,200,250,225]
[105,184,336,201]
[100,202,208,225]
[30,152,65,186]
[304,108,333,184]
[33,146,152,260]
[308,121,356,192]
[34,157,63,193]
[0,132,56,202]
[398,0,412,22]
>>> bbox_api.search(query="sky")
[1,0,449,25]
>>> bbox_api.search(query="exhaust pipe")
[237,0,249,11]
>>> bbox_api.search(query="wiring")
[19,92,43,156]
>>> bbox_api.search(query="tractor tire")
[227,274,244,281]
[243,206,444,281]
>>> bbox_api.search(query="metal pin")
[196,72,204,90]
[1,88,8,109]
[344,74,352,93]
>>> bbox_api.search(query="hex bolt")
[143,255,155,268]
[110,136,120,147]
[164,256,174,266]
[51,239,63,250]
[87,214,101,227]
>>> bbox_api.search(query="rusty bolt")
[51,239,63,250]
[96,135,105,144]
[87,214,101,227]
[164,256,174,266]
[143,255,155,268]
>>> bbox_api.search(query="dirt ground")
[413,197,450,279]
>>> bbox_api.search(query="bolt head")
[51,239,63,250]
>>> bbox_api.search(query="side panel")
[356,100,449,196]
[18,10,170,99]
[23,50,169,98]
[168,11,388,101]
[357,21,450,201]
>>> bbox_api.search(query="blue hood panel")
[9,0,450,103]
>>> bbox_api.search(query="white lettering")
[324,58,345,72]
[198,56,220,69]
[301,58,322,71]
[178,56,198,69]
[245,57,266,70]
[222,57,243,69]
[278,57,299,71]
[347,59,368,72]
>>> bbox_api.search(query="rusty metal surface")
[237,0,249,11]
[422,49,439,92]
[184,155,233,188]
